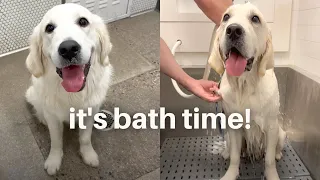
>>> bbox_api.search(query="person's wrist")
[181,76,196,90]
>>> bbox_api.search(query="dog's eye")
[251,15,260,23]
[223,14,230,22]
[78,17,89,27]
[45,24,55,33]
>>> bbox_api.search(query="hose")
[170,26,218,99]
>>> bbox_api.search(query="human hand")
[194,0,233,24]
[185,79,222,102]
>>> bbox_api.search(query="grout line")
[297,24,320,27]
[134,168,160,180]
[298,39,320,44]
[110,66,157,86]
[297,24,320,26]
[110,67,158,87]
[107,23,158,69]
[298,7,320,11]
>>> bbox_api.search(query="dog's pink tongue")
[226,52,247,76]
[61,65,85,92]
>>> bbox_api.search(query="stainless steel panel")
[160,67,319,179]
[284,68,320,180]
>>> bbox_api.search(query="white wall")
[291,0,320,78]
[160,0,293,68]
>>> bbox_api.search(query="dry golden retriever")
[25,3,112,175]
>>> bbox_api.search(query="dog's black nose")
[58,40,81,60]
[226,24,244,40]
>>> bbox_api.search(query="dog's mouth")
[56,61,91,92]
[225,47,254,76]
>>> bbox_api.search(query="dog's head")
[208,3,273,77]
[26,3,112,92]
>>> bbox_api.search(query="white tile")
[289,52,300,65]
[295,55,320,77]
[289,35,300,65]
[297,25,307,40]
[291,10,299,27]
[304,25,320,42]
[289,11,299,50]
[293,0,300,11]
[298,8,320,25]
[299,40,320,60]
[299,0,320,10]
[274,52,292,66]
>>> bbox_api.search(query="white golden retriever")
[25,4,112,175]
[208,3,286,180]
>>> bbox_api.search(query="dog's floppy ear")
[258,31,274,76]
[208,27,224,75]
[95,15,112,66]
[26,25,45,78]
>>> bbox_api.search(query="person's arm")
[194,0,233,25]
[160,38,221,102]
[160,38,192,88]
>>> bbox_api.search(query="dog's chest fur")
[219,69,279,124]
[219,69,280,158]
[28,63,113,121]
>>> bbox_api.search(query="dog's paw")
[275,152,282,160]
[80,145,99,167]
[44,151,63,175]
[220,167,239,180]
[265,166,280,180]
[221,149,230,159]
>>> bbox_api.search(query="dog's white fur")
[208,3,286,180]
[25,4,112,175]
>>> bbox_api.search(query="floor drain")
[160,136,312,180]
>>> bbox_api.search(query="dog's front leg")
[44,111,64,175]
[79,108,99,167]
[221,129,242,180]
[265,123,280,180]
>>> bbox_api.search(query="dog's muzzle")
[55,40,92,92]
[56,61,91,92]
[223,24,255,76]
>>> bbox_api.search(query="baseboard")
[130,9,155,17]
[0,47,29,58]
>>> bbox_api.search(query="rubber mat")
[160,136,312,180]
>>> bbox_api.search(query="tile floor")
[0,11,159,180]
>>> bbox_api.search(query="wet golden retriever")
[209,3,286,180]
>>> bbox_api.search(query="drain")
[160,136,312,180]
